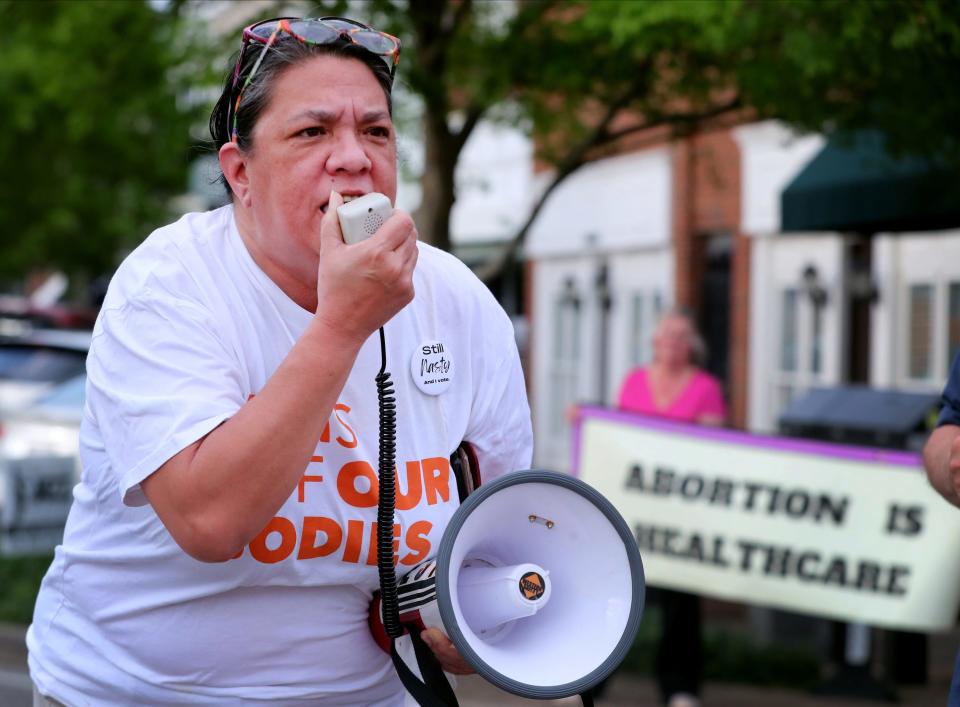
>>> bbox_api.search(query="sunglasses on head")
[227,16,402,143]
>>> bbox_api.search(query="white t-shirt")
[27,206,532,706]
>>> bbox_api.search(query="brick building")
[523,119,960,471]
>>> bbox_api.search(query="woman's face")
[228,54,397,282]
[652,315,693,367]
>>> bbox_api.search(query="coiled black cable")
[375,326,460,706]
[375,325,402,639]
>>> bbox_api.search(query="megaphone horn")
[438,470,645,699]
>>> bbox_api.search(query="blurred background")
[1,0,959,704]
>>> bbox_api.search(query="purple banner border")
[571,405,923,477]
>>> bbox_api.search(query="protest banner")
[574,405,960,631]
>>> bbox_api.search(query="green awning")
[781,131,960,233]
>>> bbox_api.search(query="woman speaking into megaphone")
[26,15,532,707]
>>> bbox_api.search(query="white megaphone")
[372,470,644,701]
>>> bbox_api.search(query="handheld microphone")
[337,192,394,245]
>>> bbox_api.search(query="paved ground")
[457,671,949,706]
[1,622,952,706]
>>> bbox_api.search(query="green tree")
[734,0,960,160]
[0,0,208,287]
[299,0,960,277]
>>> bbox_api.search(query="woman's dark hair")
[209,34,394,199]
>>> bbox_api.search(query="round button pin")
[411,340,454,395]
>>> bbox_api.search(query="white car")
[0,331,89,555]
[0,329,90,414]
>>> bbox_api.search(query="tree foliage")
[733,0,960,161]
[0,0,208,284]
[10,1,951,285]
[306,0,960,273]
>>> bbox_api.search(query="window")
[549,283,581,435]
[948,283,960,369]
[897,280,960,385]
[780,289,799,373]
[626,290,666,369]
[0,345,88,383]
[628,293,644,368]
[810,302,823,375]
[908,284,933,379]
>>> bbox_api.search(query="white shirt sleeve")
[463,307,533,483]
[86,292,247,506]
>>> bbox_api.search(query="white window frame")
[625,289,666,370]
[900,280,952,387]
[947,282,960,370]
[548,286,582,437]
[772,286,827,422]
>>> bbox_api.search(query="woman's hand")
[314,191,418,346]
[421,627,474,675]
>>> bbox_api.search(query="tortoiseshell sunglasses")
[227,16,401,143]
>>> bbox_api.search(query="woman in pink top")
[618,309,726,707]
[618,311,726,425]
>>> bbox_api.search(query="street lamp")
[802,264,828,309]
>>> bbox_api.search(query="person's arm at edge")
[697,413,725,427]
[922,352,960,508]
[923,424,960,508]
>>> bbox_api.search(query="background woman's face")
[652,315,693,367]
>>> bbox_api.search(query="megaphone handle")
[390,630,596,707]
[391,632,459,707]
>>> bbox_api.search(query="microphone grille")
[365,211,385,234]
